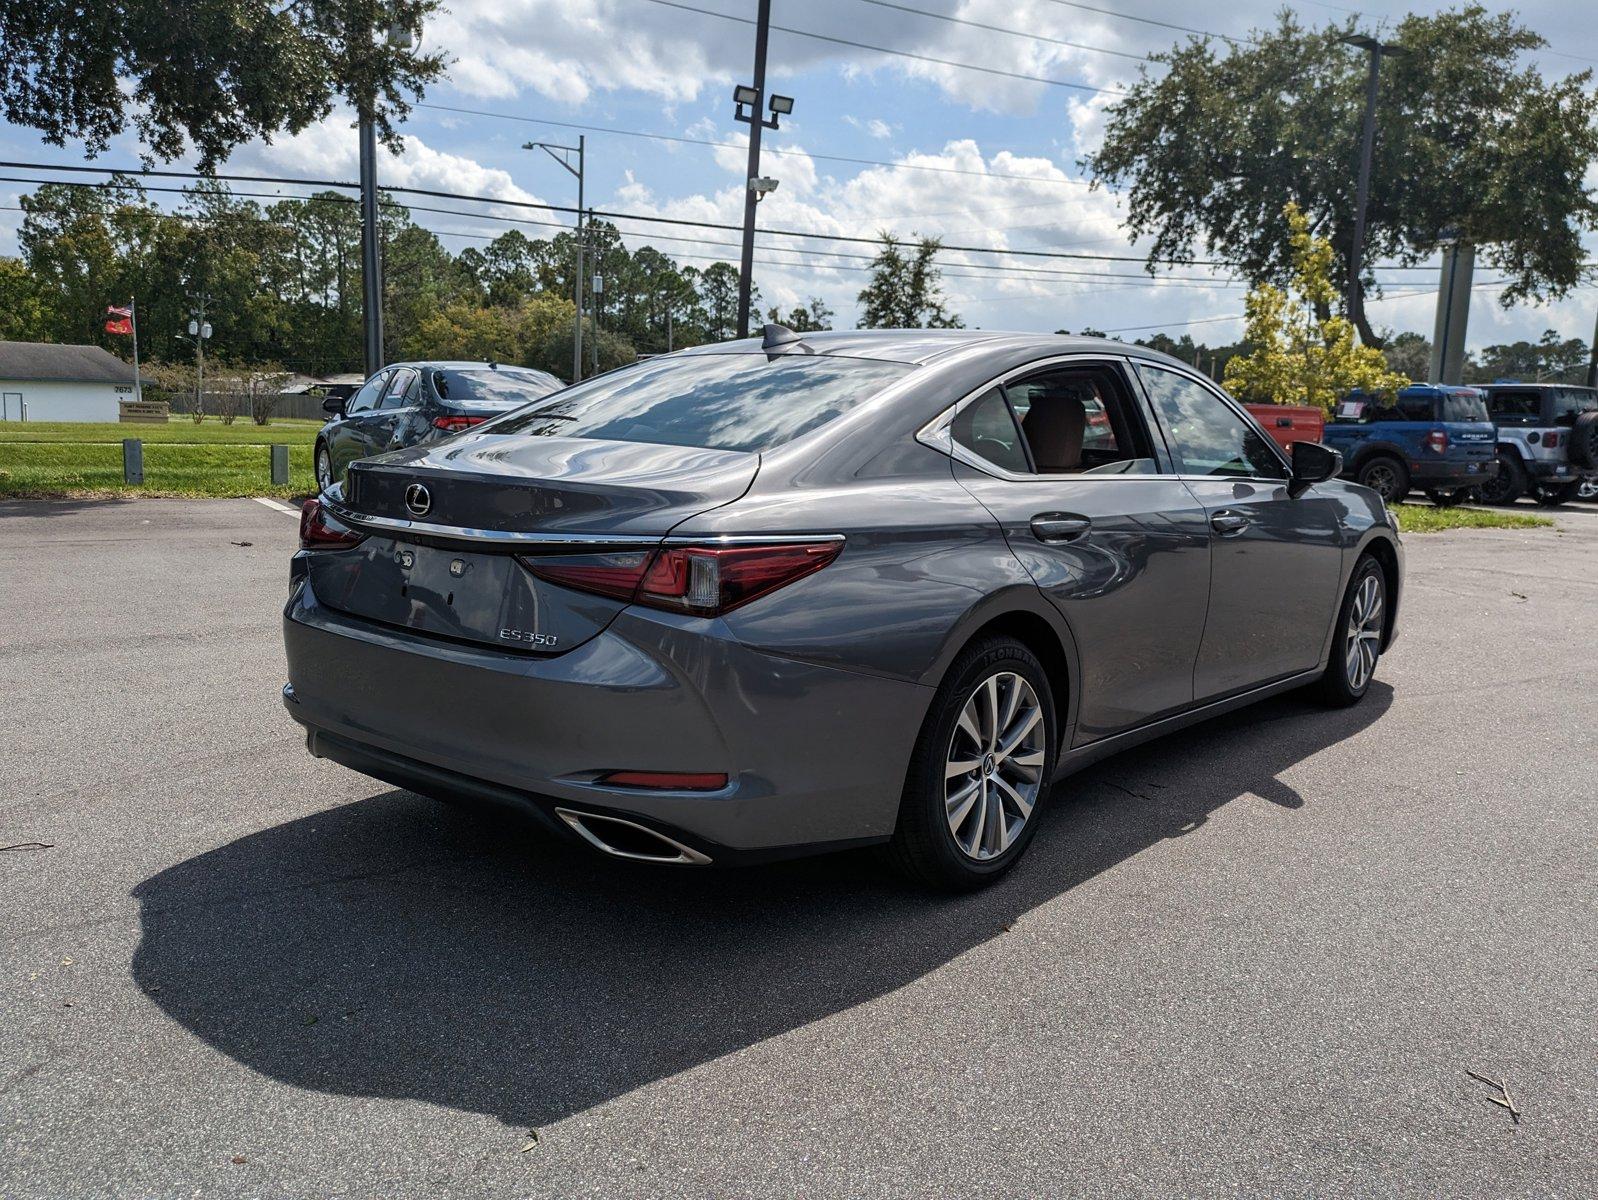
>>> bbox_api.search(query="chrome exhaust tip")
[554,808,712,866]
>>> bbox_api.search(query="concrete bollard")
[270,444,289,486]
[122,438,143,484]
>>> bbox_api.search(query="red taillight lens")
[518,540,841,616]
[1425,429,1449,454]
[299,499,365,550]
[599,770,728,791]
[432,415,487,432]
[1543,432,1561,449]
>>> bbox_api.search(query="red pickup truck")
[1244,404,1325,456]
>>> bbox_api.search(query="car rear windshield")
[1441,392,1488,422]
[486,353,914,453]
[433,368,562,407]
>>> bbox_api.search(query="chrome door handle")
[1210,510,1250,536]
[1030,513,1092,542]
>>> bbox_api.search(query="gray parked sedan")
[283,328,1402,889]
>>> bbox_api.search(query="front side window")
[488,353,913,453]
[1139,365,1287,479]
[344,372,387,415]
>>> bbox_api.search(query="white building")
[0,341,137,422]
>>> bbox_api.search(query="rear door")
[944,356,1213,743]
[1135,363,1344,700]
[370,366,423,453]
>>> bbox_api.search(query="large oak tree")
[0,0,443,167]
[1084,5,1598,346]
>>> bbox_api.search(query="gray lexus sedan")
[283,328,1402,889]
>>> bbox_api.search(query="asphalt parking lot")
[2,497,1595,1198]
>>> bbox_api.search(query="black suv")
[1478,383,1598,506]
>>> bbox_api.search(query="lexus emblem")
[403,483,432,517]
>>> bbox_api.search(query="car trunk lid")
[310,434,758,652]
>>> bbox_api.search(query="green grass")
[0,443,316,498]
[0,419,321,445]
[1391,503,1555,533]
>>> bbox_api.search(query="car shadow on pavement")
[131,683,1391,1130]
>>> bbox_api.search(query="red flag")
[105,316,132,335]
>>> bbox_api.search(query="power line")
[1037,0,1250,48]
[635,0,1127,94]
[853,0,1153,63]
[414,102,1095,188]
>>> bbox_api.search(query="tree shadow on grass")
[131,684,1390,1128]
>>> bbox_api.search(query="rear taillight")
[432,415,487,432]
[519,540,842,617]
[1543,432,1561,449]
[299,498,365,550]
[1425,429,1449,454]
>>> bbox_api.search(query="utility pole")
[1339,34,1406,338]
[1587,306,1598,388]
[1429,231,1474,385]
[359,112,384,377]
[525,137,585,382]
[733,2,794,339]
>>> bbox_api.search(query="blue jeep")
[1322,384,1499,504]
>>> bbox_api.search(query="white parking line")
[254,497,300,516]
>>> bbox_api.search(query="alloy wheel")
[1344,573,1384,692]
[316,446,333,493]
[1363,462,1399,502]
[945,671,1045,861]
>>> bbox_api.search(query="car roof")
[1480,381,1594,391]
[385,361,554,373]
[681,328,1190,369]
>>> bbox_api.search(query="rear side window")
[1553,388,1598,422]
[488,353,914,453]
[1396,394,1434,421]
[1488,390,1540,421]
[952,388,1030,473]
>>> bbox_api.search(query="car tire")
[1424,488,1474,508]
[1314,555,1386,708]
[315,442,334,494]
[887,636,1057,891]
[1534,481,1581,507]
[1356,455,1409,504]
[1579,478,1598,502]
[1479,452,1525,505]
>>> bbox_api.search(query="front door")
[2,392,20,421]
[1135,363,1344,700]
[329,370,390,483]
[947,358,1213,744]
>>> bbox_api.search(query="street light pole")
[1339,33,1405,337]
[525,137,585,382]
[732,3,794,340]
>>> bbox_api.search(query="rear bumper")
[282,577,929,858]
[1524,459,1586,481]
[1407,459,1496,488]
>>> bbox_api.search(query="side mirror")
[1289,441,1342,498]
[322,395,345,417]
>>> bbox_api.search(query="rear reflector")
[432,415,488,432]
[299,498,366,550]
[600,770,728,791]
[519,540,841,617]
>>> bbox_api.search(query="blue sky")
[2,0,1594,352]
